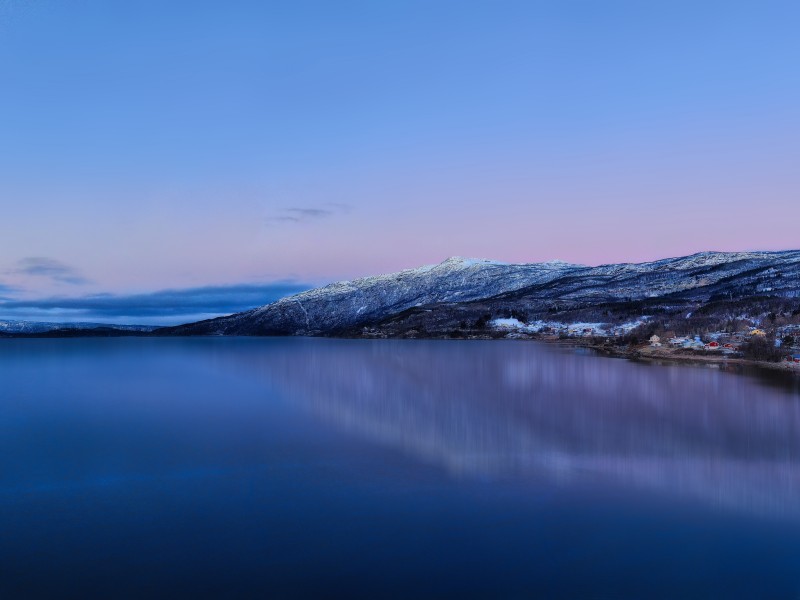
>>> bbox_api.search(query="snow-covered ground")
[490,317,649,337]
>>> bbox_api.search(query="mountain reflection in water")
[4,338,800,598]
[221,339,800,521]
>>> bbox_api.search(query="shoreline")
[3,330,799,377]
[360,329,800,376]
[552,337,800,376]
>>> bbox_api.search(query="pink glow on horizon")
[1,1,799,297]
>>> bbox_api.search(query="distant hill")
[0,320,157,336]
[160,250,800,338]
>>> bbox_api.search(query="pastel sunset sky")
[1,0,798,323]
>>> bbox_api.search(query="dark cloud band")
[0,282,311,320]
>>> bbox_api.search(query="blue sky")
[1,0,799,323]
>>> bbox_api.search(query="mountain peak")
[438,256,507,267]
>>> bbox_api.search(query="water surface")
[1,338,800,598]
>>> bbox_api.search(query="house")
[750,329,766,337]
[793,355,800,363]
[649,334,661,347]
[705,341,720,350]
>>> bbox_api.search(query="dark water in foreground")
[2,338,800,598]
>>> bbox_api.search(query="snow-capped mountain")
[165,257,579,335]
[163,250,800,337]
[496,250,800,306]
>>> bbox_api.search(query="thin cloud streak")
[265,203,351,225]
[14,257,90,285]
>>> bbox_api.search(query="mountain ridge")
[161,250,800,338]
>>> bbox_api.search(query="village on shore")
[489,317,800,372]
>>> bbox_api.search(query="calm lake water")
[2,338,800,598]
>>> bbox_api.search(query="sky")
[1,0,799,323]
